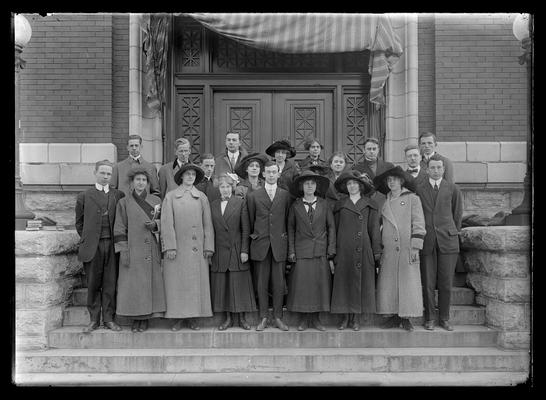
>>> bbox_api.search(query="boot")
[218,312,232,331]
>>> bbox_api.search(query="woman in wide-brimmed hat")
[161,163,215,331]
[265,139,300,192]
[297,137,327,170]
[234,152,269,199]
[114,166,165,333]
[286,170,336,331]
[330,170,381,331]
[372,165,425,332]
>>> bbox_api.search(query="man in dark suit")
[214,131,248,179]
[158,137,192,200]
[246,161,292,331]
[416,155,463,332]
[110,134,160,197]
[353,137,394,209]
[404,144,427,185]
[419,132,455,183]
[195,153,221,202]
[75,160,125,333]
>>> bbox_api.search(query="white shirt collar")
[95,183,110,193]
[424,151,436,160]
[429,177,442,187]
[264,182,277,191]
[130,154,141,161]
[228,150,240,160]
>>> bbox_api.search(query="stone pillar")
[460,226,531,349]
[15,230,82,350]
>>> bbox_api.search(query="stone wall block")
[467,273,530,303]
[15,231,81,256]
[497,331,531,350]
[463,191,510,213]
[462,251,529,278]
[16,283,66,308]
[16,306,63,337]
[466,142,500,162]
[24,191,78,211]
[437,142,467,162]
[452,162,487,183]
[485,299,530,331]
[20,143,49,163]
[460,226,530,252]
[48,143,81,163]
[16,254,81,284]
[60,164,97,185]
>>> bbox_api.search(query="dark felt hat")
[334,170,374,195]
[174,163,205,186]
[126,165,151,183]
[373,165,417,195]
[303,164,329,176]
[234,152,270,179]
[290,170,331,198]
[265,140,297,158]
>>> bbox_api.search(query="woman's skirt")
[210,269,257,313]
[286,256,332,312]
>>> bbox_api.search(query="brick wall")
[112,14,130,160]
[19,13,115,145]
[418,13,529,142]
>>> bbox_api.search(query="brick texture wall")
[419,13,529,142]
[18,13,130,150]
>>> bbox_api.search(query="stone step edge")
[13,371,531,386]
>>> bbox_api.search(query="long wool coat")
[113,192,166,317]
[376,189,426,317]
[330,196,382,314]
[160,185,214,318]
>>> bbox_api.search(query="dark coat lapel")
[107,189,118,226]
[295,200,313,229]
[421,181,435,209]
[222,196,238,223]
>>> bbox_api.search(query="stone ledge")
[16,306,63,337]
[437,142,466,162]
[20,143,49,163]
[466,273,530,303]
[460,226,530,252]
[452,162,487,183]
[16,254,82,284]
[15,230,80,256]
[500,142,527,162]
[487,162,527,183]
[467,142,500,162]
[24,191,77,211]
[479,298,530,331]
[49,143,81,163]
[497,331,531,350]
[463,251,529,278]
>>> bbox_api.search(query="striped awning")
[187,13,403,105]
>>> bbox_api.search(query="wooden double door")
[213,91,333,162]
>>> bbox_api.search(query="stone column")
[460,226,531,349]
[15,230,82,350]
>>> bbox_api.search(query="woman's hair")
[126,166,150,183]
[327,151,348,166]
[216,173,236,191]
[304,137,322,151]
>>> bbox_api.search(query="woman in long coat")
[161,164,214,331]
[331,171,382,331]
[373,166,426,331]
[210,174,257,330]
[287,170,336,331]
[114,167,166,332]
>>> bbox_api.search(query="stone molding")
[460,226,531,349]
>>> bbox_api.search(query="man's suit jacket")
[416,179,463,255]
[111,157,160,197]
[158,159,188,200]
[195,176,221,203]
[406,166,428,186]
[287,197,336,259]
[75,187,125,262]
[246,186,291,262]
[353,158,395,179]
[210,196,250,272]
[420,152,454,183]
[277,159,300,192]
[214,147,249,179]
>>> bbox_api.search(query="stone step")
[16,347,529,374]
[13,371,530,386]
[48,325,498,349]
[62,304,486,327]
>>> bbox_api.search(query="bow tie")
[303,200,317,207]
[408,168,419,173]
[221,197,231,202]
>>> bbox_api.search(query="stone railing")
[460,226,531,349]
[15,230,82,350]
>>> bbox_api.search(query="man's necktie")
[408,168,419,174]
[267,189,274,201]
[303,200,317,223]
[230,155,236,170]
[433,183,439,203]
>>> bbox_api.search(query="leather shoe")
[138,320,148,332]
[381,315,401,329]
[239,315,251,330]
[218,318,232,331]
[171,320,183,331]
[349,315,360,331]
[188,318,200,330]
[401,318,414,332]
[310,317,326,332]
[439,320,454,331]
[131,320,139,333]
[338,315,349,330]
[104,321,122,331]
[424,320,435,331]
[83,321,100,333]
[297,315,307,331]
[274,317,289,331]
[256,317,268,331]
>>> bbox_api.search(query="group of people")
[75,130,462,335]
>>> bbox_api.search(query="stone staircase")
[16,279,529,386]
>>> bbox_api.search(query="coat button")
[356,262,361,268]
[394,238,398,242]
[192,235,197,240]
[356,247,361,252]
[357,232,362,237]
[358,215,363,220]
[192,247,198,252]
[396,246,400,251]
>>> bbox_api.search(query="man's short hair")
[225,131,240,138]
[419,131,437,144]
[200,153,215,162]
[95,159,113,171]
[404,144,420,154]
[426,154,444,167]
[128,134,142,144]
[264,160,278,169]
[363,137,380,147]
[327,151,348,166]
[175,137,191,149]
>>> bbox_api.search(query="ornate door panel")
[213,92,273,155]
[273,93,333,163]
